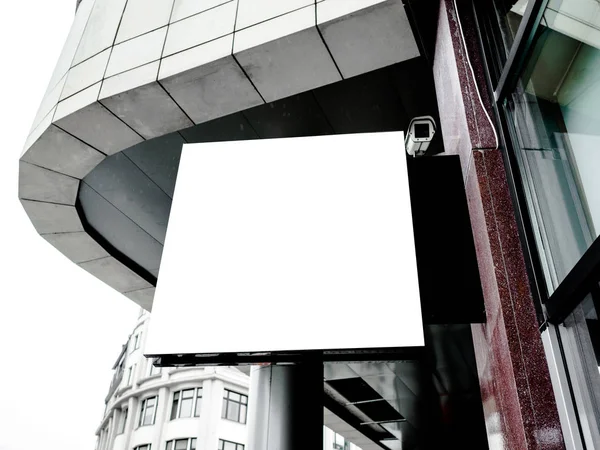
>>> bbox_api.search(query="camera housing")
[405,116,436,157]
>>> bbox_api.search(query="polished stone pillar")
[247,363,323,450]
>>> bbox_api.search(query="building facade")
[96,311,250,450]
[97,310,362,450]
[18,0,600,448]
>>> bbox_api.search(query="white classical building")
[96,310,250,450]
[97,310,361,450]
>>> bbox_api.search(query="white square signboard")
[145,131,424,356]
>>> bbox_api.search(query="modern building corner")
[18,0,600,449]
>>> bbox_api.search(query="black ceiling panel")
[313,66,408,134]
[123,132,184,198]
[78,182,163,277]
[327,377,382,403]
[179,112,259,143]
[355,400,405,423]
[242,92,334,139]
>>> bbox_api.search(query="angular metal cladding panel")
[83,152,172,243]
[73,0,128,65]
[54,102,144,156]
[78,256,152,292]
[42,231,110,264]
[234,6,342,103]
[318,0,420,79]
[100,82,193,139]
[124,287,155,311]
[20,200,84,234]
[21,125,105,179]
[77,182,164,275]
[159,53,264,125]
[18,161,80,205]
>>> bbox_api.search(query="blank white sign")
[145,132,424,356]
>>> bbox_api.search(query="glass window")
[179,389,194,418]
[135,445,151,450]
[500,0,600,447]
[149,362,161,377]
[126,364,136,386]
[194,389,202,417]
[221,390,248,424]
[170,388,202,420]
[174,440,188,450]
[170,392,179,420]
[333,432,345,450]
[495,0,529,53]
[504,0,600,293]
[117,408,128,434]
[166,439,196,450]
[218,439,244,450]
[559,291,600,446]
[139,396,157,426]
[475,0,531,83]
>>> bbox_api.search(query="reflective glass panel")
[226,401,240,421]
[174,440,187,450]
[505,0,600,291]
[496,0,530,53]
[560,292,600,446]
[171,392,179,420]
[179,393,193,418]
[194,391,202,417]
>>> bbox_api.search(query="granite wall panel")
[433,0,565,448]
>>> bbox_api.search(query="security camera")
[405,116,436,157]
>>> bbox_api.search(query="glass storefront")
[504,0,600,291]
[475,0,600,447]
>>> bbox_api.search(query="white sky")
[0,2,140,450]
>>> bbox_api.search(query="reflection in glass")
[505,0,600,291]
[496,0,529,52]
[561,292,600,447]
[179,389,194,418]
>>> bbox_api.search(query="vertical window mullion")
[177,390,182,418]
[494,0,549,101]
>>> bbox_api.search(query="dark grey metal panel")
[124,132,184,199]
[78,182,163,274]
[83,152,173,244]
[180,112,259,143]
[313,67,408,134]
[243,92,334,139]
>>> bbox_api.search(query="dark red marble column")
[432,1,565,448]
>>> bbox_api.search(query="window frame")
[117,408,128,435]
[217,439,244,450]
[170,387,202,420]
[134,445,151,450]
[473,0,600,324]
[165,438,196,450]
[221,389,248,424]
[333,432,345,450]
[133,332,141,350]
[148,360,161,377]
[126,364,136,387]
[471,0,600,447]
[139,395,158,427]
